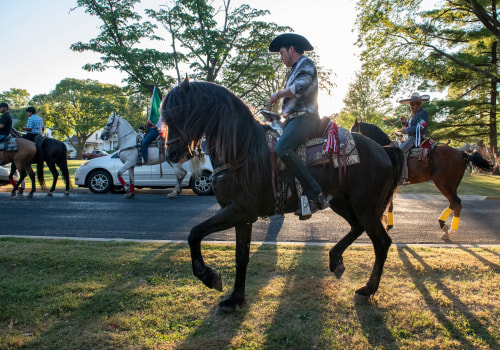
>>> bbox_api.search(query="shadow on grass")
[457,244,500,270]
[176,216,284,349]
[397,246,498,348]
[24,242,184,349]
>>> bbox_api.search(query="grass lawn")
[1,239,499,349]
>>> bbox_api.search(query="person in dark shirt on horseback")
[0,102,13,143]
[398,92,430,184]
[268,33,329,218]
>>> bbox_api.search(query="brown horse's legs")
[433,181,462,238]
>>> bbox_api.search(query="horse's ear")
[181,75,190,92]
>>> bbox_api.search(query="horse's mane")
[351,120,391,146]
[162,81,271,194]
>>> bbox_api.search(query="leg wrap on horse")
[439,207,453,221]
[387,212,394,226]
[9,179,16,186]
[129,183,135,193]
[451,216,460,231]
[118,176,127,186]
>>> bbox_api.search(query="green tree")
[337,71,392,130]
[70,0,177,95]
[0,88,31,109]
[355,0,499,150]
[147,0,293,108]
[31,78,130,159]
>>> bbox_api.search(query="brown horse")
[351,120,495,239]
[0,138,44,198]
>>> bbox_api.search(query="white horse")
[100,113,201,199]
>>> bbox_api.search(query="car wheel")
[190,170,213,195]
[87,170,113,193]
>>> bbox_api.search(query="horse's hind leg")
[57,158,71,195]
[329,202,365,279]
[355,220,392,304]
[25,167,37,198]
[46,162,59,196]
[434,180,462,239]
[167,163,187,198]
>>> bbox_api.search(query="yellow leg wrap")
[451,216,460,231]
[388,212,394,226]
[439,207,452,221]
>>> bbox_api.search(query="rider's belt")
[283,111,309,121]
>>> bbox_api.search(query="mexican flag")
[148,86,162,125]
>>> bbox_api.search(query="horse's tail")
[36,143,46,189]
[465,151,495,173]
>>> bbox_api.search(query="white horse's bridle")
[102,113,120,139]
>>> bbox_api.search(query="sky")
[1,0,362,116]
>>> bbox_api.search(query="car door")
[149,161,177,186]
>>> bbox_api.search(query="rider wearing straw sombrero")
[268,33,329,219]
[398,92,430,184]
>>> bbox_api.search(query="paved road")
[1,189,499,245]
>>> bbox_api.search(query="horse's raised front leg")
[188,203,255,313]
[167,164,187,198]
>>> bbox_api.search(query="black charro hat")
[269,33,314,52]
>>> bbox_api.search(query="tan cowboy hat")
[399,92,430,105]
[269,33,314,52]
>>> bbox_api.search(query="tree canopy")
[355,0,499,151]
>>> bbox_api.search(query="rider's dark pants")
[22,133,38,142]
[275,115,321,201]
[141,127,159,162]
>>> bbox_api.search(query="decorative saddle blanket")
[409,138,436,161]
[297,126,360,168]
[0,136,18,151]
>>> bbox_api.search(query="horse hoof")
[47,192,53,197]
[441,224,450,233]
[353,292,370,305]
[214,304,236,315]
[332,262,345,279]
[166,192,178,198]
[448,229,457,235]
[440,232,449,240]
[27,193,33,199]
[64,191,70,196]
[212,272,223,292]
[11,192,16,197]
[387,225,393,231]
[124,193,135,199]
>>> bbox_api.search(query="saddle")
[135,134,166,164]
[0,136,19,152]
[408,138,436,161]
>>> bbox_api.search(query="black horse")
[161,79,404,313]
[11,137,71,195]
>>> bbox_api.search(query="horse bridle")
[103,114,120,137]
